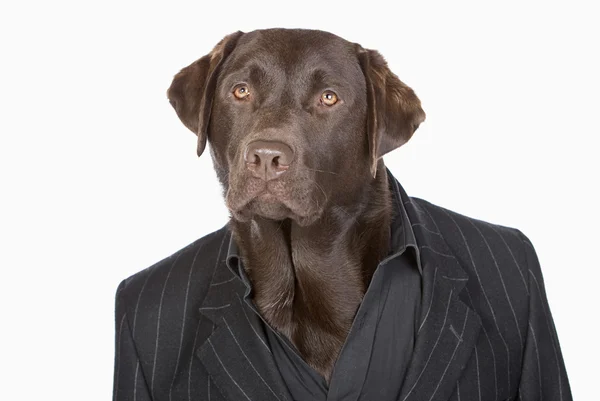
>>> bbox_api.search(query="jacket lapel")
[195,231,292,401]
[392,176,482,401]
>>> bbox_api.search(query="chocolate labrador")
[167,28,425,381]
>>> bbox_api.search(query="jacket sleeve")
[113,279,153,401]
[516,230,572,400]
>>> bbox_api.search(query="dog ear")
[167,31,244,157]
[357,46,426,178]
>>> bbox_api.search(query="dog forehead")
[225,29,362,79]
[243,28,348,51]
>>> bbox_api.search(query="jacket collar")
[195,168,481,401]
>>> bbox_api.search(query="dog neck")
[227,163,392,381]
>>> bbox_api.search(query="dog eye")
[233,85,250,100]
[320,91,338,106]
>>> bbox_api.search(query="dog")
[112,28,573,401]
[167,28,425,381]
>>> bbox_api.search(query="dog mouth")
[225,177,324,225]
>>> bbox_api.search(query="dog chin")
[229,193,322,226]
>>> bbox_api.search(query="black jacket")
[112,175,572,401]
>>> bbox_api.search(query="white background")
[1,0,598,399]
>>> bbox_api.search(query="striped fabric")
[113,171,572,400]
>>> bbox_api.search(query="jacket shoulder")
[410,196,527,253]
[112,224,231,397]
[115,223,231,313]
[410,196,532,292]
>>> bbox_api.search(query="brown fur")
[167,28,425,381]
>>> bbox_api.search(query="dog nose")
[244,140,294,181]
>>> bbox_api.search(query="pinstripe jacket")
[112,176,572,401]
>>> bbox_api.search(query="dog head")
[167,29,425,226]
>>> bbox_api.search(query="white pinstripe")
[193,232,236,401]
[465,286,498,399]
[130,265,157,398]
[199,304,231,311]
[528,324,543,399]
[170,245,204,401]
[207,338,252,401]
[188,319,202,401]
[197,233,231,315]
[442,209,512,391]
[133,268,154,333]
[417,266,439,333]
[134,361,140,401]
[522,238,535,249]
[415,202,457,346]
[151,254,182,398]
[114,313,126,401]
[474,345,481,401]
[402,289,454,401]
[222,317,282,400]
[491,226,529,295]
[442,275,468,281]
[428,308,470,401]
[211,276,237,286]
[470,221,524,355]
[449,325,461,341]
[236,293,271,353]
[529,269,563,401]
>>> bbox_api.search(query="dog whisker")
[275,219,284,235]
[332,204,359,225]
[305,167,339,175]
[313,181,328,204]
